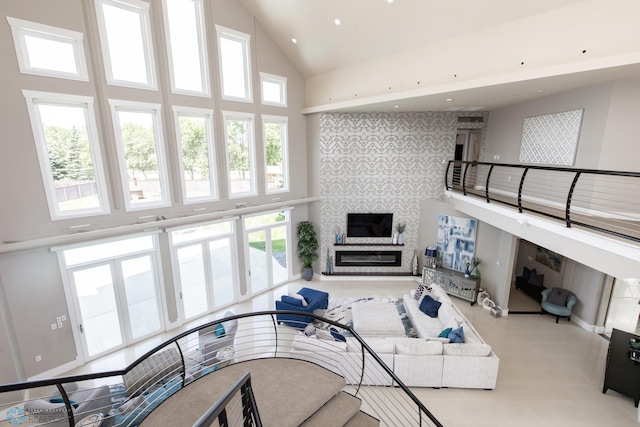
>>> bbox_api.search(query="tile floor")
[72,277,640,427]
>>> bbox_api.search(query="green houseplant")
[297,221,318,281]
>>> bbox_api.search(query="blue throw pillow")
[49,398,79,409]
[418,295,442,318]
[448,326,465,343]
[215,323,225,338]
[438,327,452,338]
[281,295,303,307]
[329,327,346,342]
[522,266,532,281]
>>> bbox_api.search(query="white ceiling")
[239,0,640,112]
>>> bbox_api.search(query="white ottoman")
[351,302,406,337]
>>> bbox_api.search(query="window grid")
[22,90,110,220]
[109,100,171,211]
[173,106,218,204]
[8,17,89,81]
[216,25,252,103]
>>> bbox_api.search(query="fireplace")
[335,250,402,267]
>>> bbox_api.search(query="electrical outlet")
[528,256,533,261]
[35,355,42,362]
[51,323,57,330]
[56,316,62,323]
[61,315,67,322]
[57,321,63,328]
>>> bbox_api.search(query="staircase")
[140,358,380,427]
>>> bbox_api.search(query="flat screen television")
[347,213,393,237]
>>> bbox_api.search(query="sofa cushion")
[438,303,462,330]
[443,343,492,357]
[281,295,303,307]
[547,288,570,306]
[419,295,442,318]
[347,337,394,354]
[289,293,308,306]
[448,326,465,343]
[438,327,452,338]
[395,340,442,355]
[528,271,544,287]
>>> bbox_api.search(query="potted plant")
[297,221,318,281]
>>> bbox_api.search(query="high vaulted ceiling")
[239,0,640,112]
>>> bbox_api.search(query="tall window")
[216,25,252,102]
[58,233,164,359]
[109,100,170,210]
[162,0,209,96]
[260,73,287,107]
[23,91,110,220]
[223,111,256,198]
[173,106,218,203]
[169,220,238,321]
[8,17,89,81]
[262,115,289,193]
[95,0,157,89]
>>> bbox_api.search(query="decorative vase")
[411,250,418,275]
[392,233,398,244]
[303,267,313,281]
[470,265,481,279]
[397,233,404,245]
[464,264,471,277]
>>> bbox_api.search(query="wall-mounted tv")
[347,213,393,238]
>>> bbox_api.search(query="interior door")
[605,278,640,334]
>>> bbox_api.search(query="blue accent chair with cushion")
[541,287,577,323]
[275,287,329,329]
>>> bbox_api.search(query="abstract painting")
[536,246,564,272]
[436,215,477,272]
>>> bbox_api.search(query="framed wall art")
[436,214,477,272]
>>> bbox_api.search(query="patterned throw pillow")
[414,284,425,300]
[448,326,465,343]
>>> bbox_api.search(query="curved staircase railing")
[0,311,443,427]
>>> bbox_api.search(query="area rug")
[314,297,417,338]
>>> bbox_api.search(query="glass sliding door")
[243,210,291,296]
[176,244,208,319]
[71,264,123,358]
[210,238,235,306]
[121,255,162,340]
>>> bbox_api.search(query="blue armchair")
[275,287,329,329]
[541,287,577,323]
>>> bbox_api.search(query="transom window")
[223,111,256,198]
[173,106,218,203]
[216,25,252,102]
[8,17,89,81]
[162,0,209,96]
[109,100,170,211]
[262,115,289,193]
[95,0,157,89]
[22,91,110,220]
[260,73,287,107]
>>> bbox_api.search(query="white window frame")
[222,111,257,198]
[172,106,218,204]
[22,90,111,220]
[259,72,287,107]
[55,232,167,362]
[168,219,239,323]
[94,0,158,90]
[7,17,89,81]
[161,0,210,97]
[262,115,289,194]
[109,99,171,211]
[215,25,253,103]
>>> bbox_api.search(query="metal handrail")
[191,372,261,427]
[0,310,443,427]
[446,160,640,243]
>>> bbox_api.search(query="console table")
[422,266,479,305]
[603,328,640,408]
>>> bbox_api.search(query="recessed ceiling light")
[446,98,453,102]
[394,105,399,108]
[334,19,341,26]
[291,38,297,44]
[387,0,394,3]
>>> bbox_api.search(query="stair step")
[300,391,361,427]
[344,410,380,427]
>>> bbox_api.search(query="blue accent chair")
[275,287,329,329]
[541,287,577,323]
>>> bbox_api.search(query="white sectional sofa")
[289,283,499,390]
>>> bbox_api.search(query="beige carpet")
[140,358,347,427]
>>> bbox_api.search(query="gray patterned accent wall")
[319,112,485,274]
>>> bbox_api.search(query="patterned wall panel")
[519,109,583,166]
[319,112,480,274]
